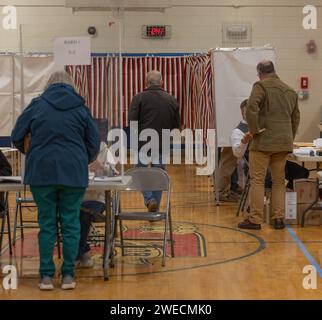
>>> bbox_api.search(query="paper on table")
[293,147,314,156]
[93,176,123,182]
[0,176,22,182]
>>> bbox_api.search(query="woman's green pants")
[30,185,85,278]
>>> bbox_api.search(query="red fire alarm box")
[301,76,309,89]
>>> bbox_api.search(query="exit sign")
[142,25,171,39]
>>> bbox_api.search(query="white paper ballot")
[293,148,314,156]
[0,176,22,182]
[93,176,123,182]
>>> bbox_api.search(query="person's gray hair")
[146,70,162,86]
[45,71,75,90]
[256,60,275,76]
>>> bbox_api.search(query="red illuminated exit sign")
[142,25,172,39]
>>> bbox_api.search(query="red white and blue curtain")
[66,53,214,137]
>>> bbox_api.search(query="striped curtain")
[184,53,214,138]
[66,54,213,136]
[122,56,186,126]
[66,56,110,120]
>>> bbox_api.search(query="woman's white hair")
[45,71,75,90]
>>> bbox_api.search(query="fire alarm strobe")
[301,76,309,89]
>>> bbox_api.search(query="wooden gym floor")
[1,163,322,300]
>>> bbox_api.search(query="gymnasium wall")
[1,0,322,141]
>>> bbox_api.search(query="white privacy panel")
[0,55,14,136]
[212,47,276,147]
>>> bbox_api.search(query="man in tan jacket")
[238,61,300,230]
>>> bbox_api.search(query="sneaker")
[61,275,76,290]
[39,276,54,291]
[147,199,158,212]
[238,219,261,230]
[75,253,94,268]
[148,212,162,222]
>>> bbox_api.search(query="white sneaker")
[61,276,76,290]
[39,276,54,291]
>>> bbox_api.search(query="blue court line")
[286,225,322,278]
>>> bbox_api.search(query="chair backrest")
[125,167,170,192]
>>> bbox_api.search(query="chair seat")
[117,211,165,221]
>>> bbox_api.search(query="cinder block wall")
[1,0,321,141]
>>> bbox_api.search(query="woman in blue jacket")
[11,71,100,291]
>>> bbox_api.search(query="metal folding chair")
[236,157,250,217]
[13,190,37,245]
[13,188,61,259]
[301,173,322,227]
[0,192,12,256]
[113,167,174,267]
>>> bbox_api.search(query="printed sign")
[54,37,91,66]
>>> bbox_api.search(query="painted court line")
[286,225,322,278]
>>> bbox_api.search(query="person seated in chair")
[76,119,118,268]
[217,147,242,202]
[0,150,12,217]
[231,99,309,227]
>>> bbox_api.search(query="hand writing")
[89,160,103,172]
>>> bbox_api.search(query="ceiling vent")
[222,22,252,47]
[65,0,173,12]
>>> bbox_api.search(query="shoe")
[61,275,76,290]
[273,218,285,230]
[39,276,54,291]
[75,253,94,268]
[219,194,239,203]
[233,186,244,195]
[238,219,261,230]
[148,212,162,222]
[230,191,241,199]
[147,199,158,212]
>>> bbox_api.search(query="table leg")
[5,192,12,255]
[103,190,111,281]
[0,203,5,256]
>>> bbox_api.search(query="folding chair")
[13,188,61,259]
[301,173,322,227]
[0,192,12,256]
[113,167,174,267]
[13,190,37,245]
[236,159,274,218]
[236,157,250,217]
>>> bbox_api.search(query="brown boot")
[147,199,158,212]
[238,219,261,230]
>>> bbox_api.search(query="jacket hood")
[42,83,85,111]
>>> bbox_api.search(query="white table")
[0,176,132,281]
